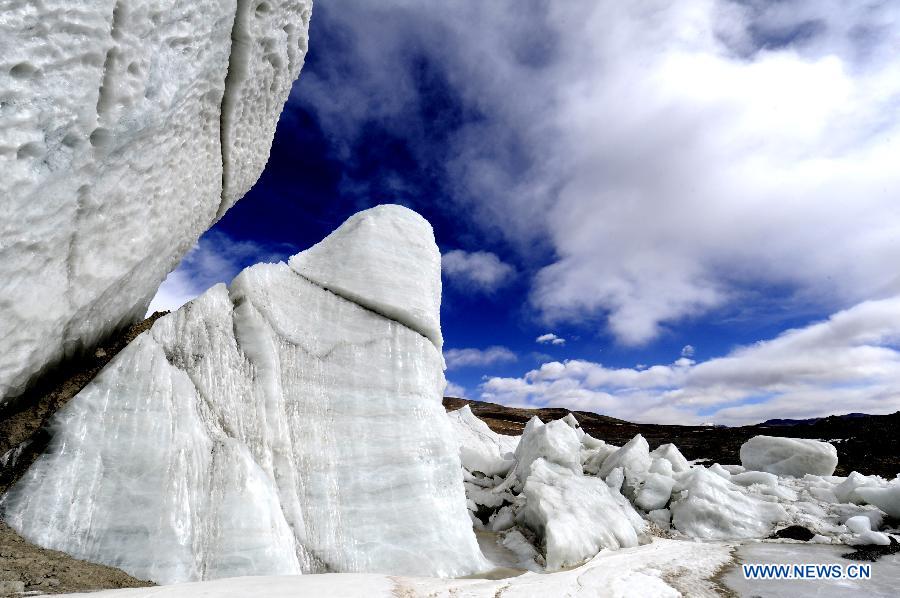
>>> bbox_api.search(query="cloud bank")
[445,346,518,370]
[481,297,900,425]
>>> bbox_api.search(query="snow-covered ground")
[51,538,732,597]
[48,537,900,597]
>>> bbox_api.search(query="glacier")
[0,0,312,408]
[1,205,487,583]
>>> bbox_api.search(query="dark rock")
[769,525,816,541]
[841,537,900,562]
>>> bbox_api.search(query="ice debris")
[449,408,900,573]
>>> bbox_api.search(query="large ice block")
[1,206,486,583]
[740,436,838,477]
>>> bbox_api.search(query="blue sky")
[150,0,900,425]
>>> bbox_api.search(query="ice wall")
[0,0,313,408]
[1,206,487,583]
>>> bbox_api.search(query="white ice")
[0,0,312,408]
[512,417,582,483]
[740,435,839,477]
[447,405,517,477]
[447,402,900,573]
[517,458,646,570]
[670,467,789,539]
[1,205,487,583]
[856,482,900,519]
[289,205,443,349]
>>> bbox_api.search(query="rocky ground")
[0,521,152,596]
[443,398,900,478]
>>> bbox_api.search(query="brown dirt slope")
[444,397,900,478]
[0,521,152,595]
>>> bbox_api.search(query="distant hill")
[760,413,871,426]
[443,397,900,479]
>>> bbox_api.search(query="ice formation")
[856,483,900,519]
[740,435,839,477]
[446,405,517,477]
[448,405,900,573]
[517,459,644,570]
[289,206,443,349]
[1,206,487,583]
[0,0,313,408]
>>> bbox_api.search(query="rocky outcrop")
[0,0,313,408]
[1,205,487,584]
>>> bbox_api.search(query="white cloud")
[305,1,900,346]
[441,250,515,292]
[147,232,290,315]
[444,346,517,370]
[681,345,695,358]
[481,296,900,425]
[444,381,468,398]
[536,333,565,346]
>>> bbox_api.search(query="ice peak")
[289,204,443,349]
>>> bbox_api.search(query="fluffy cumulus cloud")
[441,250,515,292]
[536,333,566,346]
[444,346,517,370]
[147,232,292,314]
[482,297,900,425]
[304,0,900,346]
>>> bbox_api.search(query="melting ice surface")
[723,544,900,597]
[1,206,486,583]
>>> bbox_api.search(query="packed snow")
[0,206,486,583]
[0,0,313,408]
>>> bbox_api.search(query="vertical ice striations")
[0,0,313,408]
[1,205,487,583]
